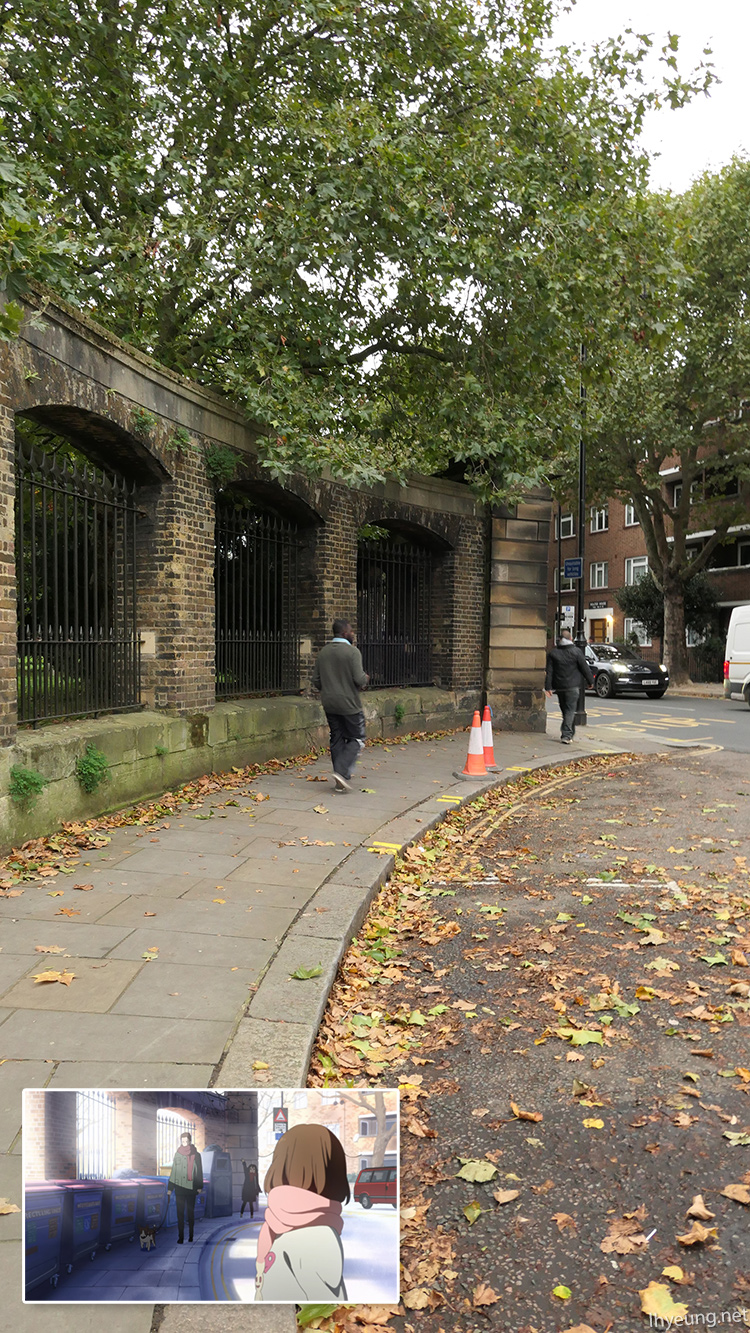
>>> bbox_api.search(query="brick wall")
[0,297,547,764]
[23,1090,77,1181]
[136,444,216,715]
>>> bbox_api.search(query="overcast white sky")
[552,0,750,193]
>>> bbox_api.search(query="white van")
[723,605,750,706]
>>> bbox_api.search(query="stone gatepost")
[486,491,552,732]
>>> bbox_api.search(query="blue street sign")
[563,557,583,580]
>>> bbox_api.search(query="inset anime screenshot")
[23,1086,399,1303]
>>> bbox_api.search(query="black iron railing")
[15,442,140,725]
[215,501,300,697]
[357,537,433,687]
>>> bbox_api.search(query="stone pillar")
[136,446,216,715]
[0,355,17,745]
[486,490,552,731]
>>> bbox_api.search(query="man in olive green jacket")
[312,619,369,791]
[168,1131,203,1243]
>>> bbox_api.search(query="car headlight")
[611,664,628,673]
[659,664,667,672]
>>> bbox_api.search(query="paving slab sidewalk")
[0,718,671,1329]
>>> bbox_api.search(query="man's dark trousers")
[557,687,580,741]
[326,711,365,779]
[174,1186,196,1241]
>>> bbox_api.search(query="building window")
[738,541,750,567]
[624,501,639,527]
[359,1114,398,1138]
[293,1092,308,1109]
[553,567,576,592]
[625,555,649,585]
[320,1090,341,1105]
[589,561,608,589]
[624,618,652,647]
[555,512,575,540]
[77,1091,117,1180]
[324,1122,341,1140]
[590,505,609,533]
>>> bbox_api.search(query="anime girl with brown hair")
[255,1123,349,1302]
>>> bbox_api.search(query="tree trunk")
[370,1091,395,1168]
[663,580,689,684]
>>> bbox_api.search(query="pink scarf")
[177,1144,195,1182]
[256,1186,343,1268]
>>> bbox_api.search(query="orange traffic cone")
[461,711,488,777]
[481,705,499,771]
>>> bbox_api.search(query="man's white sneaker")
[333,773,351,792]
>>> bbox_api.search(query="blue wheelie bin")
[99,1180,139,1249]
[55,1181,104,1272]
[202,1146,233,1218]
[24,1184,66,1295]
[135,1177,169,1231]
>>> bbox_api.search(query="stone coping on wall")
[0,687,480,852]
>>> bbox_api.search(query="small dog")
[139,1227,157,1251]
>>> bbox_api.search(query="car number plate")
[642,678,658,685]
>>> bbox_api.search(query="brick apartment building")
[547,484,750,652]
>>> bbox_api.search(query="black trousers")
[556,687,580,740]
[174,1185,196,1239]
[325,710,365,779]
[240,1198,256,1217]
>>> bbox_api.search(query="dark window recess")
[357,536,432,688]
[15,431,140,726]
[215,499,300,697]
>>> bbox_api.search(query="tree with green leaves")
[1,0,710,489]
[615,569,719,644]
[585,161,750,683]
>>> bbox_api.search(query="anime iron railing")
[357,537,433,687]
[15,443,140,725]
[215,501,300,697]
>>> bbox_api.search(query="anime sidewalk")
[0,718,670,1333]
[28,1197,397,1306]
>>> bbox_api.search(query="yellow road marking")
[506,766,531,771]
[436,795,461,804]
[369,841,402,851]
[211,1221,259,1301]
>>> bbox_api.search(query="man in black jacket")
[545,630,594,744]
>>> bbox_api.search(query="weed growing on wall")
[9,765,48,806]
[75,744,110,794]
[203,444,238,487]
[130,406,157,437]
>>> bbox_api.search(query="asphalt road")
[197,1201,399,1302]
[546,692,750,752]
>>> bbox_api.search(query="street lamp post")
[574,345,587,728]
